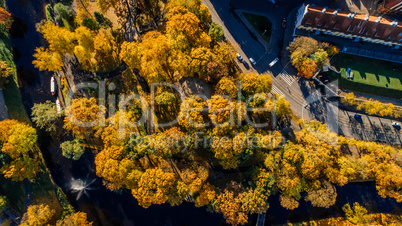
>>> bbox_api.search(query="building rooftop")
[299,5,402,45]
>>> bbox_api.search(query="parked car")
[243,61,250,70]
[354,114,361,119]
[392,122,401,128]
[236,53,243,62]
[282,18,287,28]
[269,57,279,67]
[249,57,256,65]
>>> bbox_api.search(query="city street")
[203,0,402,145]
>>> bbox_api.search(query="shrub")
[45,4,53,21]
[81,17,99,30]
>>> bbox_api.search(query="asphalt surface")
[203,0,402,145]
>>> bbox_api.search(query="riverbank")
[0,0,72,221]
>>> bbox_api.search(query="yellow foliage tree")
[20,204,55,226]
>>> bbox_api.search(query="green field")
[242,12,272,43]
[328,53,402,99]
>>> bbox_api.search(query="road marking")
[271,85,285,97]
[280,70,298,86]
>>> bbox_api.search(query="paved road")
[203,0,402,145]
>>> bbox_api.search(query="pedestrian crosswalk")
[280,70,298,86]
[271,85,285,97]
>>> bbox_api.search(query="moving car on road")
[269,57,279,67]
[249,57,256,65]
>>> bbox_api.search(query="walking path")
[0,89,8,120]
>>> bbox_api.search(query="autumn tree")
[60,139,85,160]
[343,92,356,106]
[38,21,76,55]
[215,189,248,225]
[274,94,291,119]
[178,95,208,130]
[195,183,216,207]
[167,0,212,25]
[32,48,64,72]
[64,97,105,140]
[120,41,141,69]
[0,60,12,88]
[288,37,334,78]
[305,180,337,208]
[56,212,93,226]
[131,168,180,208]
[166,7,211,51]
[31,101,60,132]
[151,127,186,158]
[20,204,55,226]
[240,73,272,97]
[92,29,120,72]
[215,77,238,99]
[0,7,12,31]
[0,120,40,181]
[241,188,269,214]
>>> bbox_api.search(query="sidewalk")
[0,89,9,120]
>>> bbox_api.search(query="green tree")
[94,11,112,28]
[60,139,85,160]
[81,17,99,30]
[0,196,7,212]
[31,101,60,132]
[342,202,369,224]
[54,3,75,30]
[208,22,224,42]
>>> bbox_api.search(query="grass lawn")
[242,12,272,43]
[328,53,402,99]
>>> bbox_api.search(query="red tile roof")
[299,5,402,44]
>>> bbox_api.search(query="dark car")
[354,114,361,119]
[282,18,287,28]
[243,61,250,70]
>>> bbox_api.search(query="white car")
[249,57,256,65]
[236,53,243,62]
[392,122,401,127]
[269,57,279,67]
